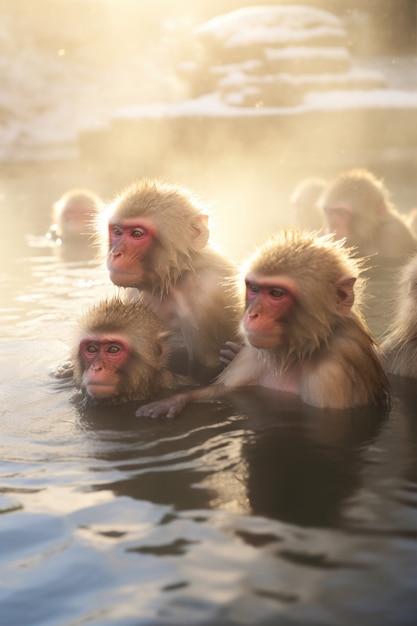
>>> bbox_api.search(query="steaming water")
[1,165,416,626]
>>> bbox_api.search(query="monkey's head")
[241,230,363,363]
[290,177,327,230]
[72,297,170,403]
[99,179,210,294]
[321,168,391,246]
[53,188,102,240]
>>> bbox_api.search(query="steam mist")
[1,1,416,262]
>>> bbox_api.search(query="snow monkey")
[47,188,103,244]
[320,168,417,259]
[70,297,189,404]
[381,254,417,379]
[136,230,390,417]
[99,179,241,382]
[290,176,327,232]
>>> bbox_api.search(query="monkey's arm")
[135,383,226,418]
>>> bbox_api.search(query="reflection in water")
[81,390,388,529]
[1,177,416,626]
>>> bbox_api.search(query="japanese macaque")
[290,177,327,231]
[67,297,189,404]
[98,179,241,382]
[136,230,390,418]
[381,254,417,378]
[47,188,103,245]
[320,169,417,259]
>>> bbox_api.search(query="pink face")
[61,205,92,234]
[107,218,155,288]
[79,334,130,399]
[323,204,353,241]
[243,273,296,348]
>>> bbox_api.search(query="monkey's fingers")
[54,361,74,379]
[219,341,242,367]
[136,395,186,418]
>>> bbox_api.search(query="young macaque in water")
[67,297,189,404]
[98,179,241,382]
[320,168,417,259]
[290,177,327,232]
[47,188,103,245]
[381,254,417,379]
[136,230,389,417]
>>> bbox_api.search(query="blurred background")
[0,0,416,259]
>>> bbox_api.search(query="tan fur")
[381,254,417,378]
[97,179,241,380]
[52,188,103,240]
[290,177,326,231]
[136,230,390,417]
[320,168,417,258]
[72,297,187,404]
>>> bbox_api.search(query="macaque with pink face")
[320,169,417,259]
[136,230,390,417]
[47,188,103,244]
[70,297,188,404]
[99,179,241,382]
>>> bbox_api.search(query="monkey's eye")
[334,208,351,218]
[112,225,123,236]
[130,227,146,238]
[247,283,260,294]
[269,287,288,299]
[325,206,351,219]
[86,344,98,354]
[106,344,121,354]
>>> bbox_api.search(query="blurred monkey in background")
[320,169,417,259]
[381,254,417,379]
[47,188,103,246]
[289,177,327,232]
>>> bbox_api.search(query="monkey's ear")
[190,214,210,250]
[335,275,356,314]
[155,331,171,366]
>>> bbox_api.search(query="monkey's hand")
[136,392,190,419]
[219,341,242,368]
[54,360,74,379]
[136,384,224,418]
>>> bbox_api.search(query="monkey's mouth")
[245,330,284,349]
[86,382,118,398]
[108,267,140,276]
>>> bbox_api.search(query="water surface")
[0,165,416,626]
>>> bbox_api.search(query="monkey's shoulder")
[378,216,417,256]
[383,338,417,378]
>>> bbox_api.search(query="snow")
[0,3,416,163]
[113,86,417,121]
[196,5,343,40]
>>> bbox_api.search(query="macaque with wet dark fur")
[136,230,389,417]
[381,254,417,378]
[68,297,189,404]
[320,169,417,259]
[47,188,103,244]
[98,179,241,382]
